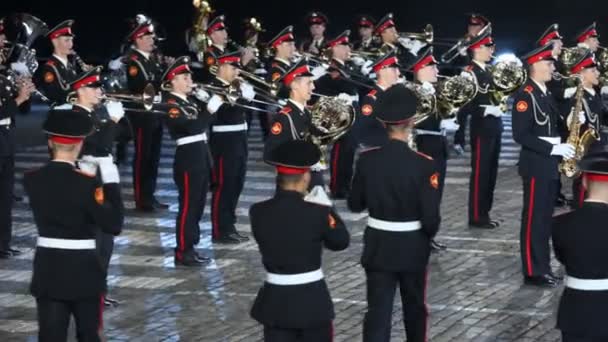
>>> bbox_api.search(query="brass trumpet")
[102,84,193,115]
[400,24,434,45]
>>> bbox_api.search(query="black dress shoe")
[174,256,206,267]
[549,272,564,281]
[234,231,250,242]
[7,248,21,256]
[135,205,156,213]
[212,234,243,244]
[152,198,169,210]
[490,220,500,228]
[13,194,23,202]
[524,274,559,288]
[469,221,497,229]
[0,250,11,259]
[104,296,121,307]
[194,252,212,263]
[430,239,447,252]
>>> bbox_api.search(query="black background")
[2,0,607,63]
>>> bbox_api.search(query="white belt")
[539,136,561,145]
[565,276,608,291]
[367,217,422,232]
[416,129,446,137]
[211,122,248,133]
[266,269,324,285]
[176,133,207,146]
[37,237,96,250]
[0,118,11,126]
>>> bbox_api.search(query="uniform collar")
[531,78,547,95]
[51,159,76,167]
[133,48,151,60]
[472,60,486,71]
[288,98,306,112]
[170,92,189,102]
[212,44,225,52]
[274,57,291,66]
[53,54,69,67]
[584,199,608,206]
[585,87,597,96]
[73,103,93,112]
[275,188,305,198]
[332,58,345,66]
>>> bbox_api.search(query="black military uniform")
[299,12,328,56]
[352,15,378,53]
[348,84,440,342]
[352,52,399,149]
[461,31,503,228]
[125,19,165,211]
[512,44,564,287]
[200,15,227,82]
[552,152,608,341]
[374,13,416,68]
[36,20,79,106]
[162,56,213,265]
[266,26,295,100]
[23,109,124,342]
[314,31,359,198]
[250,140,349,342]
[209,51,250,244]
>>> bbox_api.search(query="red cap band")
[276,166,309,175]
[571,57,596,74]
[72,75,100,90]
[359,19,373,27]
[207,21,226,34]
[166,64,191,81]
[49,27,72,40]
[50,135,83,144]
[372,56,398,72]
[375,20,395,35]
[327,36,349,48]
[283,65,310,85]
[412,55,437,72]
[272,33,294,48]
[309,17,325,25]
[527,50,554,65]
[540,31,560,46]
[218,56,240,65]
[468,36,493,50]
[131,25,153,41]
[578,29,598,43]
[584,173,608,182]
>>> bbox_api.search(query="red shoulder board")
[130,54,138,61]
[74,169,95,178]
[415,150,434,160]
[167,98,177,104]
[279,106,292,115]
[45,60,56,66]
[524,85,533,93]
[366,89,378,99]
[465,65,474,72]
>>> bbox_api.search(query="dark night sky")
[2,0,608,63]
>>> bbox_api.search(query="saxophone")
[559,79,600,178]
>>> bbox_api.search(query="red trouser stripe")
[331,142,341,193]
[177,172,190,257]
[525,177,536,276]
[98,293,104,331]
[579,182,585,208]
[135,128,143,205]
[212,158,224,238]
[473,136,481,222]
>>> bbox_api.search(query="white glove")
[97,156,120,184]
[304,185,333,207]
[337,93,358,104]
[153,95,162,103]
[421,81,436,95]
[310,161,327,171]
[240,82,256,101]
[277,99,288,107]
[550,143,576,159]
[311,66,327,80]
[458,46,468,56]
[567,111,586,126]
[601,86,608,96]
[564,87,576,99]
[206,94,224,114]
[482,105,503,117]
[351,56,366,66]
[10,62,30,76]
[360,60,373,76]
[440,118,460,132]
[108,57,124,71]
[53,103,72,110]
[194,88,210,102]
[105,101,125,122]
[78,155,98,176]
[398,37,427,55]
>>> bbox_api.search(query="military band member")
[575,23,600,53]
[250,140,349,342]
[68,67,125,306]
[36,20,80,106]
[0,67,33,259]
[353,51,401,149]
[125,17,168,212]
[0,18,7,67]
[373,13,424,68]
[410,47,460,251]
[348,84,440,342]
[314,30,359,198]
[161,56,213,265]
[512,43,573,287]
[266,26,296,99]
[300,12,328,56]
[552,151,608,342]
[208,51,255,244]
[353,15,377,52]
[23,109,124,342]
[462,29,503,229]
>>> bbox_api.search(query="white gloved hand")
[602,86,608,96]
[458,46,468,56]
[153,94,162,103]
[567,111,586,126]
[108,57,124,71]
[311,65,327,80]
[53,103,72,110]
[10,62,30,76]
[78,155,98,176]
[550,143,576,159]
[304,185,333,207]
[440,118,460,132]
[240,82,256,101]
[194,88,210,102]
[421,81,436,95]
[105,101,125,122]
[360,60,373,76]
[337,93,358,104]
[97,156,120,184]
[351,56,366,66]
[278,99,288,107]
[482,105,503,117]
[206,94,224,114]
[398,37,427,55]
[564,87,577,99]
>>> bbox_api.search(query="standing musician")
[512,43,573,287]
[125,17,168,212]
[552,151,608,342]
[23,109,124,342]
[0,64,34,259]
[250,139,350,342]
[266,26,296,99]
[36,20,89,106]
[314,30,359,198]
[353,15,377,53]
[575,23,600,53]
[353,51,401,149]
[161,56,214,265]
[69,67,126,307]
[410,46,460,251]
[373,13,425,68]
[208,51,255,244]
[462,29,503,229]
[348,84,441,342]
[300,12,328,57]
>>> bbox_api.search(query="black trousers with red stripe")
[210,134,247,239]
[468,134,501,223]
[263,322,333,342]
[0,155,14,251]
[329,133,356,197]
[363,270,428,342]
[173,142,210,259]
[520,176,557,277]
[36,295,103,342]
[130,115,163,208]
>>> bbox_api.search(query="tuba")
[436,72,478,116]
[3,13,48,76]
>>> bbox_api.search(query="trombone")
[102,84,194,115]
[440,24,492,63]
[193,83,279,113]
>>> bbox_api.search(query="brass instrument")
[400,24,434,45]
[479,55,527,112]
[595,46,608,85]
[440,24,492,63]
[559,76,599,178]
[193,83,278,113]
[403,81,437,125]
[102,84,198,117]
[436,72,478,116]
[191,0,214,62]
[293,51,330,69]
